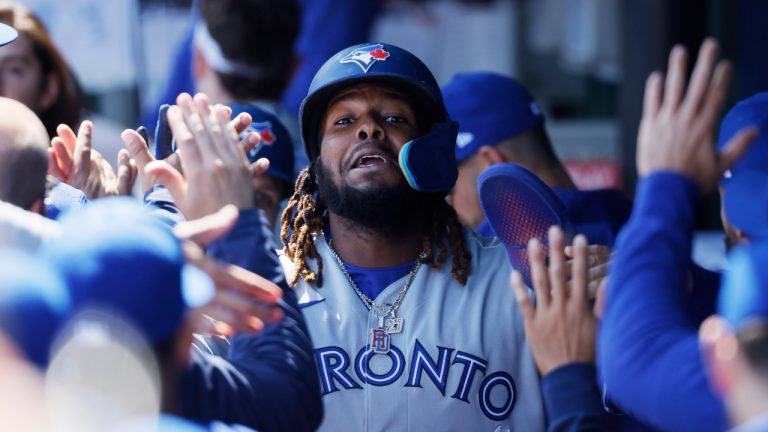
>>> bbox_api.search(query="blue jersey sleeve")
[206,208,288,290]
[541,363,618,432]
[180,287,322,431]
[597,172,726,432]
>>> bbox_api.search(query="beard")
[315,159,433,235]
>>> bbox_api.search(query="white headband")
[193,22,265,78]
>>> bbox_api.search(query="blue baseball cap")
[723,169,768,238]
[0,23,18,47]
[0,249,71,367]
[442,72,545,163]
[719,241,768,329]
[717,92,768,182]
[42,198,215,345]
[227,102,295,186]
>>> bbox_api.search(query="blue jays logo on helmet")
[244,121,276,160]
[339,43,391,73]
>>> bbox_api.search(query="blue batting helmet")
[299,42,449,161]
[299,43,458,193]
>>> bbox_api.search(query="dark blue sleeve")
[181,287,322,431]
[597,172,726,432]
[541,363,618,432]
[180,208,321,431]
[206,208,287,290]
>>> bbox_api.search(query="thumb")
[122,129,154,170]
[145,160,187,203]
[719,127,759,175]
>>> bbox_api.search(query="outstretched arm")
[598,39,756,432]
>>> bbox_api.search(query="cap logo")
[456,132,474,148]
[245,121,275,159]
[340,44,390,73]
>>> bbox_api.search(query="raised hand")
[173,205,284,336]
[565,243,611,299]
[122,103,260,194]
[511,226,597,375]
[48,120,136,199]
[142,93,272,220]
[636,38,758,192]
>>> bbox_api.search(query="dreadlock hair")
[280,165,472,288]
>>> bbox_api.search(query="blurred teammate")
[0,2,85,138]
[443,72,630,246]
[598,39,758,431]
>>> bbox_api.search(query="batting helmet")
[299,42,458,193]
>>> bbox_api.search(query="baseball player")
[442,72,631,248]
[598,39,759,431]
[271,42,545,431]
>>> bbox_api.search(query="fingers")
[570,235,589,302]
[212,100,244,162]
[593,278,608,320]
[174,205,240,246]
[661,45,688,114]
[249,157,270,177]
[547,226,567,304]
[699,60,733,131]
[642,71,664,120]
[511,271,534,323]
[115,150,134,195]
[121,129,154,168]
[145,160,187,203]
[72,121,93,180]
[719,127,760,174]
[528,237,551,308]
[230,111,252,134]
[167,100,202,176]
[681,39,719,118]
[187,250,283,304]
[50,138,73,180]
[47,148,65,179]
[241,131,262,156]
[56,123,78,154]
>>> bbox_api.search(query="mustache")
[340,140,398,172]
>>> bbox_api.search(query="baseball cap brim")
[0,23,18,47]
[478,163,572,287]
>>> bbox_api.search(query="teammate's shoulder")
[462,228,510,268]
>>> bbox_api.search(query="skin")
[318,83,425,267]
[251,174,284,229]
[512,228,597,375]
[193,48,284,228]
[0,33,57,114]
[0,97,50,214]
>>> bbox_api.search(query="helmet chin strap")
[398,120,459,194]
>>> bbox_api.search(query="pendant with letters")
[370,327,391,354]
[385,317,404,334]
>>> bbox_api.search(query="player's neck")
[327,211,424,268]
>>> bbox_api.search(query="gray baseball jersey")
[279,230,545,432]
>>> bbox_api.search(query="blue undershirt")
[342,260,415,301]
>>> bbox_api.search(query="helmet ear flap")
[399,121,459,194]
